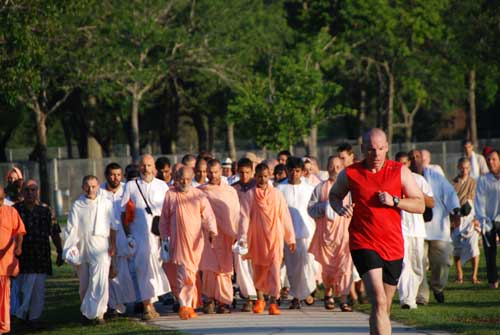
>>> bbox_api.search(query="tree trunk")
[130,92,141,162]
[0,128,14,162]
[376,67,386,129]
[227,121,237,160]
[468,68,478,146]
[357,88,367,144]
[208,115,215,153]
[33,106,51,205]
[386,66,395,144]
[61,116,73,159]
[308,124,318,158]
[192,112,208,152]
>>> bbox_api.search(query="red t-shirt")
[346,160,403,261]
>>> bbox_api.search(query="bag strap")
[135,179,153,215]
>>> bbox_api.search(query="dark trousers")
[482,229,500,284]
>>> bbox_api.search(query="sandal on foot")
[324,296,335,310]
[455,278,463,284]
[340,303,352,312]
[472,278,481,284]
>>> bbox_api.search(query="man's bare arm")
[329,170,354,217]
[399,166,425,213]
[423,195,435,208]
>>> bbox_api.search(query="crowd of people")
[0,129,499,335]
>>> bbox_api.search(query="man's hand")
[288,243,296,254]
[56,253,64,266]
[335,203,355,218]
[108,244,116,257]
[377,191,394,207]
[14,245,22,256]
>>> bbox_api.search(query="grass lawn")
[11,254,178,335]
[355,252,500,335]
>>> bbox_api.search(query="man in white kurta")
[276,157,317,309]
[63,176,117,323]
[475,150,500,289]
[463,140,488,180]
[100,163,135,314]
[121,155,170,320]
[409,150,460,304]
[395,153,434,309]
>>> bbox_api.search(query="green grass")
[11,251,178,335]
[355,253,500,335]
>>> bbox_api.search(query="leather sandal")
[324,296,335,310]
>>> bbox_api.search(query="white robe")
[276,181,317,300]
[120,178,170,301]
[100,182,135,309]
[474,173,500,236]
[63,194,117,319]
[469,152,489,180]
[423,168,460,241]
[398,173,433,308]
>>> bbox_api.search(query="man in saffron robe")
[308,156,353,311]
[0,184,25,334]
[199,159,240,314]
[240,163,296,315]
[159,167,217,319]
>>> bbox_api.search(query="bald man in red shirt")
[330,128,424,335]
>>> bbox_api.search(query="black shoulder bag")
[135,179,161,236]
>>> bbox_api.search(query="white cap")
[222,157,232,168]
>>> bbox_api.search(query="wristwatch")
[392,196,400,208]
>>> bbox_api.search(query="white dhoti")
[452,229,480,264]
[234,254,256,299]
[131,233,170,301]
[14,274,47,320]
[79,257,111,319]
[108,256,136,312]
[284,238,317,300]
[398,236,425,308]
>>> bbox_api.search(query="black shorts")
[351,249,403,286]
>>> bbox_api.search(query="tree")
[447,0,500,146]
[80,0,186,161]
[336,0,452,143]
[229,54,341,151]
[1,1,83,203]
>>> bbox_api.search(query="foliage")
[229,50,342,150]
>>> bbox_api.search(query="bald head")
[22,179,39,204]
[421,149,431,166]
[361,128,389,171]
[176,166,194,192]
[139,154,156,182]
[362,128,387,146]
[327,156,343,180]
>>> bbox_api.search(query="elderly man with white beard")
[121,154,170,320]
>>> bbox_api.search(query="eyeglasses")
[23,187,38,192]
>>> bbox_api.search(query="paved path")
[152,302,452,335]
